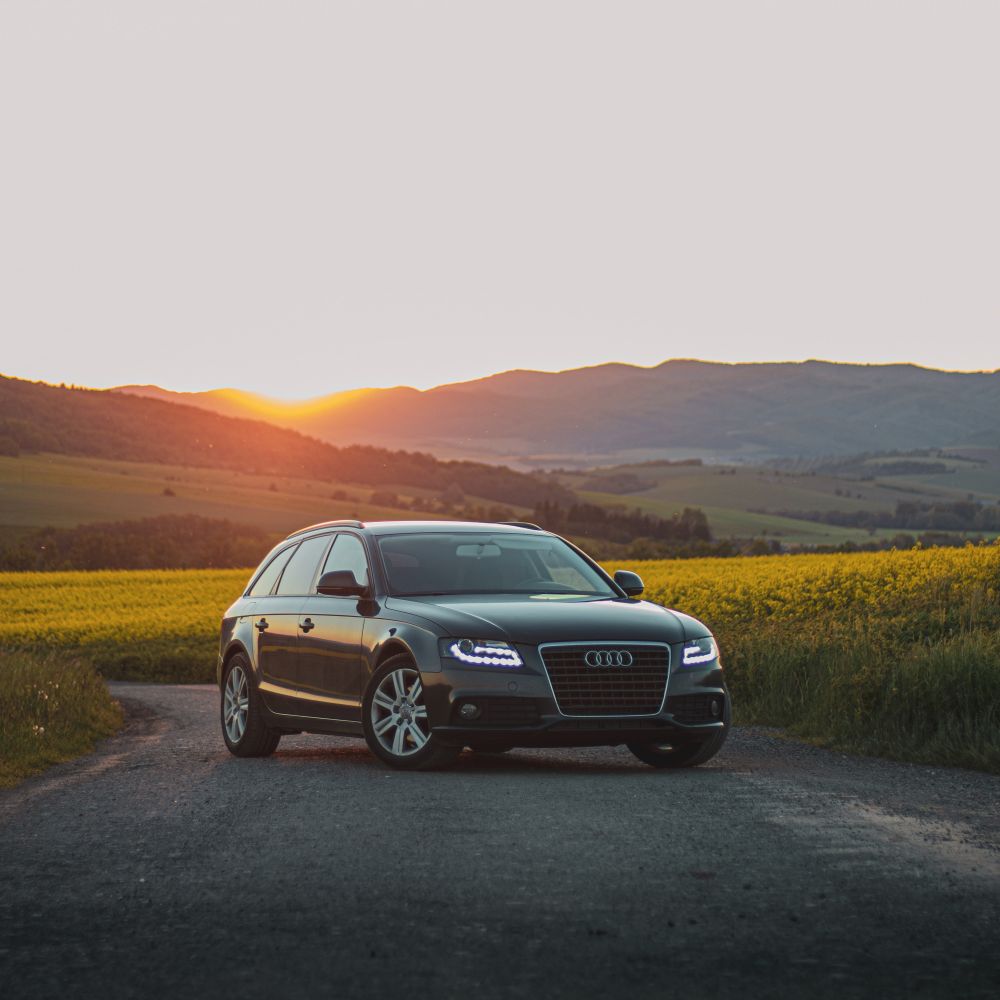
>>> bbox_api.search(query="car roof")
[284,519,548,540]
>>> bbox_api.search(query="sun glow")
[210,387,381,422]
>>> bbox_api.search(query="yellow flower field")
[627,544,1000,642]
[1,544,998,769]
[0,568,248,682]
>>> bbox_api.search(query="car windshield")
[376,532,617,598]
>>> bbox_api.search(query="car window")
[248,545,297,597]
[376,532,615,597]
[536,546,599,592]
[275,534,332,596]
[321,533,370,589]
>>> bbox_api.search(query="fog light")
[711,698,722,718]
[459,703,481,721]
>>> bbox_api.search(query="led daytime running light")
[682,638,717,666]
[448,641,523,668]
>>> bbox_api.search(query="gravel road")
[1,683,998,999]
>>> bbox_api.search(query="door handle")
[255,618,269,632]
[299,617,315,633]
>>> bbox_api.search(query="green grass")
[728,630,1000,773]
[0,649,123,788]
[579,488,903,546]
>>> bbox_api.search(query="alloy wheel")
[370,667,429,757]
[224,663,249,743]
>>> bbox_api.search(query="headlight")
[682,636,718,666]
[442,638,523,668]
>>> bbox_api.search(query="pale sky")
[1,1,997,398]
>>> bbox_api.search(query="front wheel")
[362,655,461,770]
[628,697,730,769]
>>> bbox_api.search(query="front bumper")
[423,640,728,749]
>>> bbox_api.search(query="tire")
[362,654,461,771]
[628,696,730,769]
[221,654,282,758]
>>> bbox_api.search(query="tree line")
[761,500,1000,533]
[531,501,712,544]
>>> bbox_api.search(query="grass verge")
[727,630,1000,773]
[0,649,123,788]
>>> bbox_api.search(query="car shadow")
[266,742,724,776]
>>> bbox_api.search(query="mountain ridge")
[114,359,1000,465]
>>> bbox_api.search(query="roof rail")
[285,519,365,539]
[496,521,543,531]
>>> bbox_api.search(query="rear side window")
[248,546,297,597]
[276,534,332,596]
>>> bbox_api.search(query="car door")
[296,532,370,721]
[255,534,331,714]
[247,543,301,713]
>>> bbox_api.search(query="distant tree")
[441,482,465,507]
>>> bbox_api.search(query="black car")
[218,520,729,770]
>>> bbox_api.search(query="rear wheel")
[363,654,461,770]
[221,655,281,758]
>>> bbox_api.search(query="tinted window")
[321,533,370,589]
[248,546,297,597]
[276,534,331,596]
[376,532,615,597]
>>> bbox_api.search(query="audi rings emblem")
[584,649,634,667]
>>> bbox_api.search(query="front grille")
[667,694,721,724]
[540,644,670,716]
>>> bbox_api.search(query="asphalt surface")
[1,684,998,999]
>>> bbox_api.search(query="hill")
[0,374,572,508]
[118,359,1000,465]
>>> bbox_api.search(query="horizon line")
[3,355,999,404]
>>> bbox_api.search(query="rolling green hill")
[0,453,518,547]
[4,373,999,558]
[558,453,1000,546]
[0,374,571,508]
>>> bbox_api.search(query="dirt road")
[1,682,997,998]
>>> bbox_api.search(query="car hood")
[383,594,708,645]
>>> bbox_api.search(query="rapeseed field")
[2,545,998,770]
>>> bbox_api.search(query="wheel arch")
[219,640,251,689]
[374,637,414,670]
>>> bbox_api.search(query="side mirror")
[614,570,644,598]
[317,570,368,597]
